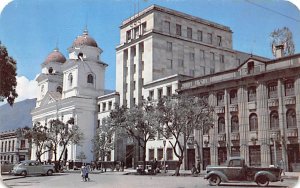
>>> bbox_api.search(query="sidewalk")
[1,169,299,181]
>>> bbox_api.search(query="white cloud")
[287,0,300,10]
[15,75,38,102]
[0,0,13,16]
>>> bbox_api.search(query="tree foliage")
[92,118,116,161]
[0,42,18,106]
[270,27,295,57]
[156,95,214,176]
[47,118,84,163]
[21,118,83,164]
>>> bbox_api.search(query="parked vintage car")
[12,160,55,177]
[204,157,283,187]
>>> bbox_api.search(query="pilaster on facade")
[238,85,248,165]
[209,92,218,165]
[257,82,271,167]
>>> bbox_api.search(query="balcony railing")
[218,133,226,141]
[268,98,279,107]
[284,96,296,105]
[229,104,238,112]
[215,106,225,114]
[230,132,240,141]
[286,128,298,138]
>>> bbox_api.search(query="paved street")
[2,172,299,188]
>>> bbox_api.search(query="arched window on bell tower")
[87,74,94,84]
[68,73,73,87]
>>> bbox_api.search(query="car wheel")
[21,171,27,177]
[209,175,221,186]
[256,176,269,187]
[47,170,53,176]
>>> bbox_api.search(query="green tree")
[0,42,18,106]
[120,101,159,172]
[156,95,214,176]
[47,118,84,164]
[19,123,51,162]
[92,118,115,163]
[270,27,295,57]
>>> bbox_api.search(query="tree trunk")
[142,143,146,174]
[174,159,182,176]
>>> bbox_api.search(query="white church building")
[31,29,110,163]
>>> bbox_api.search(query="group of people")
[80,164,90,182]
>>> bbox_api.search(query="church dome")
[72,30,98,48]
[44,48,66,64]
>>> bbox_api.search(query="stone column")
[209,91,218,165]
[278,79,288,170]
[257,82,271,167]
[224,89,231,159]
[238,85,249,165]
[294,76,300,169]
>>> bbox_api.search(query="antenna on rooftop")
[250,39,256,57]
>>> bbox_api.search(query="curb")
[2,176,26,181]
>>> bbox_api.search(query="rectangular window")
[12,140,14,152]
[190,52,195,61]
[158,88,163,99]
[1,142,3,152]
[210,52,215,61]
[217,35,222,46]
[133,64,136,74]
[126,30,131,41]
[8,141,11,152]
[149,90,154,101]
[157,148,163,161]
[219,54,224,63]
[97,104,100,112]
[167,86,172,96]
[108,101,112,110]
[176,24,181,36]
[167,148,173,160]
[187,27,192,39]
[142,22,147,34]
[178,59,184,67]
[133,81,136,90]
[102,102,106,111]
[249,146,261,166]
[133,98,136,105]
[197,30,203,41]
[208,33,212,44]
[200,50,205,60]
[164,21,170,34]
[268,84,278,98]
[149,149,154,161]
[167,42,172,52]
[134,27,139,39]
[285,81,295,96]
[20,140,25,149]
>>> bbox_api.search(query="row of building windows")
[126,22,147,42]
[216,109,297,134]
[148,86,172,101]
[98,101,113,112]
[166,41,225,63]
[148,148,173,161]
[0,140,26,153]
[0,155,14,163]
[67,73,95,87]
[163,21,223,47]
[201,80,295,106]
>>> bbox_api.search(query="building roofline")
[121,4,232,32]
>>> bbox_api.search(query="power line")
[245,0,300,22]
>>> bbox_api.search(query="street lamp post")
[272,133,277,166]
[163,139,166,173]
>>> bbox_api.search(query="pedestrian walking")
[81,164,87,182]
[279,159,285,175]
[85,164,90,181]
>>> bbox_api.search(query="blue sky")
[0,0,300,102]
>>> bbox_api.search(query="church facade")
[31,30,110,163]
